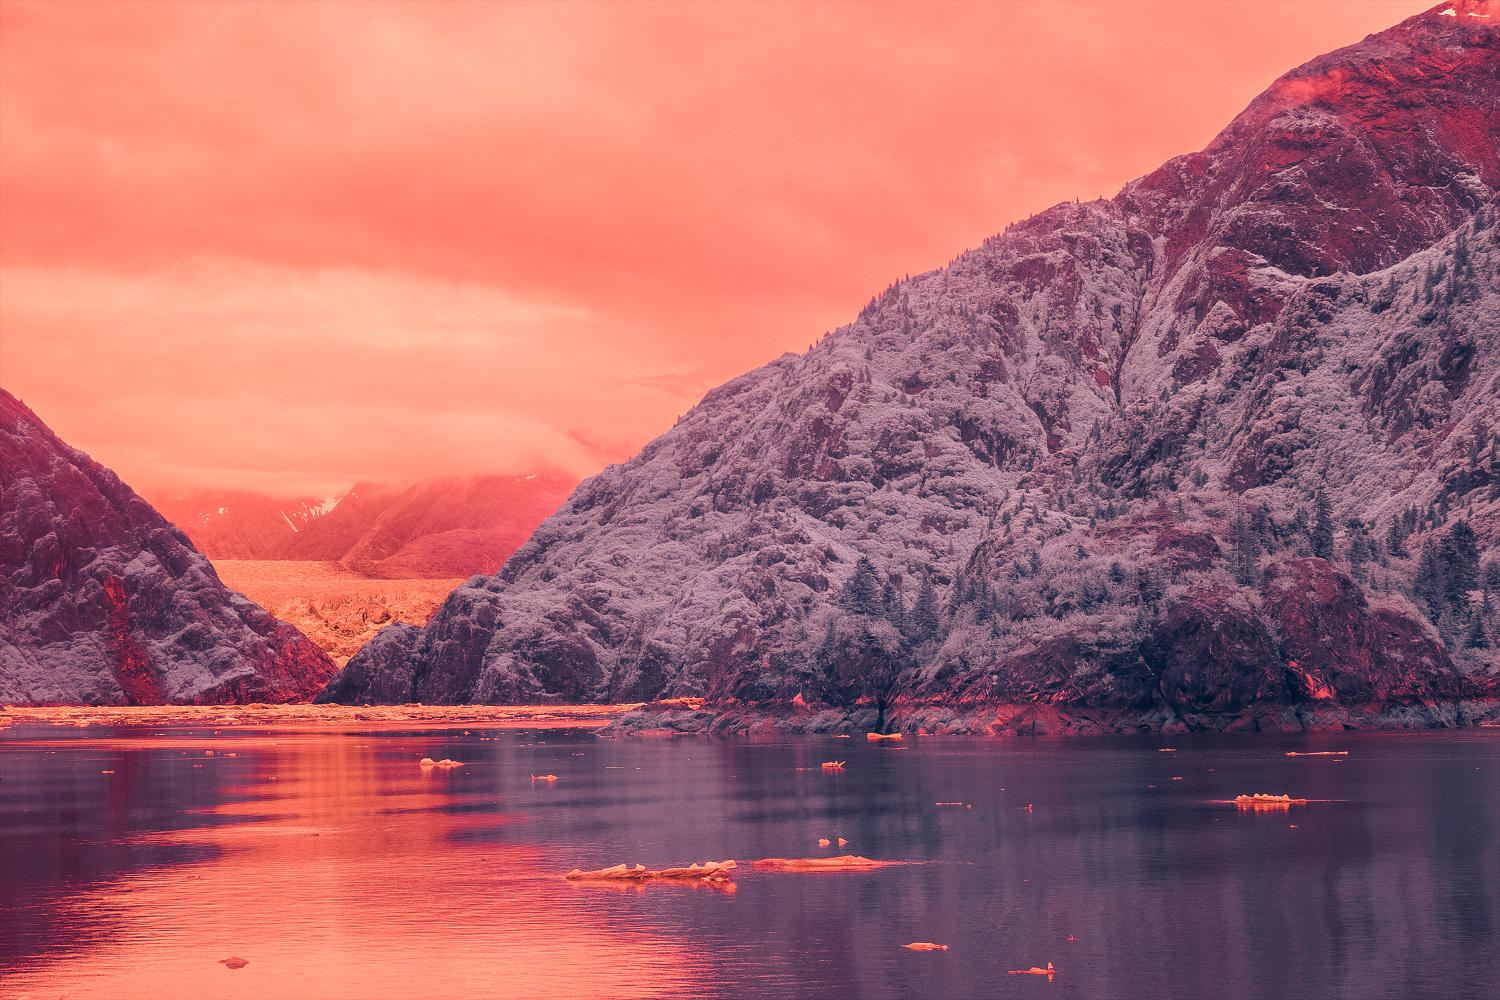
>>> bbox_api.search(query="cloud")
[0,0,1430,493]
[1,261,684,492]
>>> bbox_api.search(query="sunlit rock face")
[326,4,1500,727]
[0,390,336,705]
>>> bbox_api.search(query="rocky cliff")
[0,390,336,705]
[322,2,1500,731]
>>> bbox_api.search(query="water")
[2,723,1496,999]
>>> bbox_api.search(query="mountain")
[149,473,576,579]
[0,390,336,705]
[146,490,341,560]
[321,3,1500,732]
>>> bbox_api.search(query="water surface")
[2,723,1496,999]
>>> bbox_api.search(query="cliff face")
[0,391,336,705]
[323,3,1500,729]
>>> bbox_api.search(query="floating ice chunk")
[564,860,736,883]
[867,732,902,742]
[1231,793,1308,811]
[752,855,909,872]
[1009,963,1055,978]
[418,757,464,768]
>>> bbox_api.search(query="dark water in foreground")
[1,725,1496,1000]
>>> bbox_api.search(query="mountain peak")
[1431,0,1498,20]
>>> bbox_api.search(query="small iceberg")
[564,860,736,884]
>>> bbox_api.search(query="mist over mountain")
[340,4,1496,727]
[0,390,335,705]
[150,472,576,580]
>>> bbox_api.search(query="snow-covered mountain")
[322,2,1500,731]
[150,472,576,579]
[0,390,336,705]
[146,490,343,560]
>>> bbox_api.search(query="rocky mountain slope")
[0,391,336,705]
[149,473,575,579]
[323,2,1500,731]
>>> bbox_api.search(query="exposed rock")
[1144,588,1287,725]
[1262,558,1459,703]
[0,390,336,705]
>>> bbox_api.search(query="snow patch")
[281,511,300,533]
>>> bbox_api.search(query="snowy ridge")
[322,5,1499,728]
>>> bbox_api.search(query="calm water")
[1,724,1496,999]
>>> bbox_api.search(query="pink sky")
[0,0,1429,496]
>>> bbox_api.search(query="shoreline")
[5,696,1497,736]
[0,702,639,732]
[598,697,1500,737]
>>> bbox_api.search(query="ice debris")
[1009,963,1056,979]
[564,860,736,883]
[419,757,464,768]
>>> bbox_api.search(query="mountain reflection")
[2,728,708,999]
[2,725,1496,1000]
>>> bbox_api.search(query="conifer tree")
[840,557,882,616]
[1312,490,1335,560]
[910,577,940,645]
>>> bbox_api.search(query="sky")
[0,0,1431,497]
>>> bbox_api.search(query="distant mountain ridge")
[323,2,1500,732]
[0,390,335,705]
[149,473,576,579]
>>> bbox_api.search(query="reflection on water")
[2,725,1496,999]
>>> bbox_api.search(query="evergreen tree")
[1463,613,1489,650]
[910,577,940,645]
[1385,520,1408,558]
[1442,520,1480,605]
[1414,541,1445,617]
[1312,490,1335,559]
[881,580,909,636]
[840,557,882,616]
